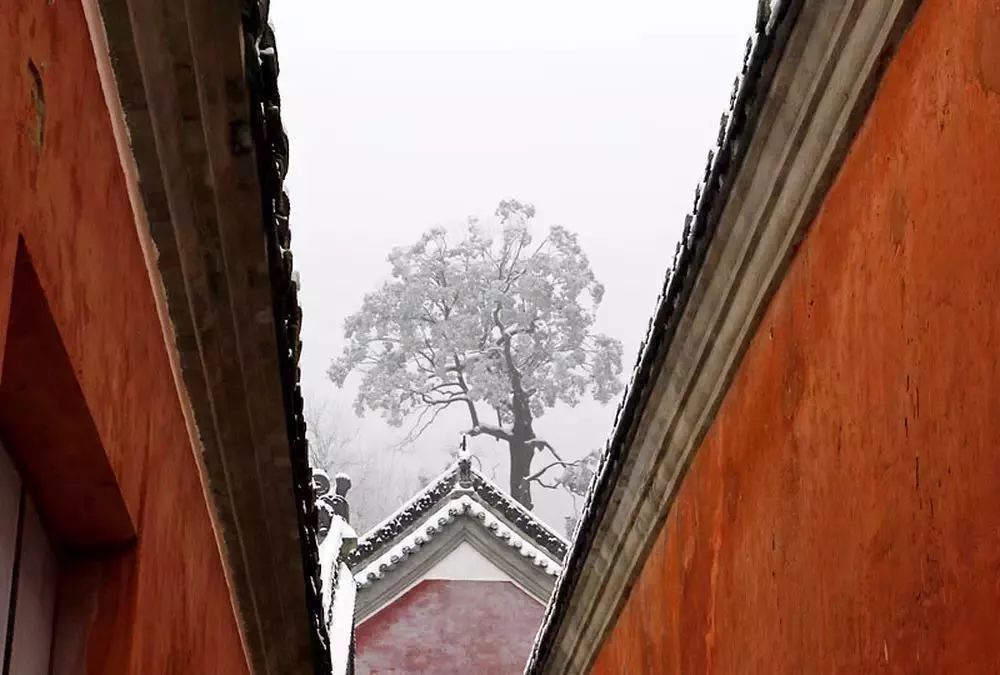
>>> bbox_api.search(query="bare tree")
[305,402,358,475]
[305,402,422,532]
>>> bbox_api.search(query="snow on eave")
[349,461,570,571]
[319,515,358,675]
[467,470,570,549]
[356,463,458,542]
[328,561,356,675]
[319,516,358,612]
[354,495,562,591]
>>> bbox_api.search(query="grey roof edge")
[348,462,569,572]
[525,0,925,670]
[524,0,802,670]
[242,6,335,671]
[92,0,330,670]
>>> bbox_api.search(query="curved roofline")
[349,461,569,571]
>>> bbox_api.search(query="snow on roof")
[318,511,358,675]
[328,560,356,675]
[354,462,459,540]
[347,462,568,572]
[354,494,562,589]
[319,517,358,604]
[471,469,568,546]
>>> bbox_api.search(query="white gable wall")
[356,530,551,626]
[423,541,513,582]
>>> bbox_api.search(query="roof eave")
[354,500,561,623]
[527,1,922,672]
[349,464,568,571]
[91,0,324,672]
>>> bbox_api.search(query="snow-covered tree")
[329,200,624,508]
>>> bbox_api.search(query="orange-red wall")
[593,1,1000,672]
[0,2,249,673]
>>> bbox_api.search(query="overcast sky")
[271,0,757,529]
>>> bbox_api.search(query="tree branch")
[528,438,564,461]
[452,354,481,429]
[523,459,579,484]
[394,399,450,449]
[466,424,513,443]
[528,477,560,490]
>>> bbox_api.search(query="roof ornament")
[334,473,352,498]
[331,473,352,523]
[313,468,354,543]
[458,436,473,487]
[312,469,334,539]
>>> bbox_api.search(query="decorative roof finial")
[458,436,472,486]
[334,472,352,498]
[331,472,352,523]
[312,469,331,499]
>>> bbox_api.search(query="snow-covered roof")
[348,458,569,620]
[313,469,359,675]
[355,494,561,588]
[317,516,358,675]
[347,460,568,573]
[327,559,357,675]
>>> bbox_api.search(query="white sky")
[271,0,758,529]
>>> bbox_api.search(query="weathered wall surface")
[0,1,248,673]
[593,1,1000,672]
[357,580,544,674]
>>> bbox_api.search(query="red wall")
[593,1,1000,672]
[357,580,544,674]
[0,2,249,673]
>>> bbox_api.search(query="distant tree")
[329,200,623,508]
[305,402,357,475]
[306,403,415,532]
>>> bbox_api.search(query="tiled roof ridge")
[347,462,568,570]
[527,0,797,669]
[468,472,569,559]
[240,1,331,670]
[357,464,461,540]
[347,466,461,568]
[354,495,562,592]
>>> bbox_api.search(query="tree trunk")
[508,435,534,509]
[498,327,536,509]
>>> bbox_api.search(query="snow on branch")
[329,200,625,507]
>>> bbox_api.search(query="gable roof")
[348,458,569,621]
[348,459,568,571]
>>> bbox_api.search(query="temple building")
[350,451,566,673]
[529,0,1000,672]
[1,0,352,672]
[8,0,1000,673]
